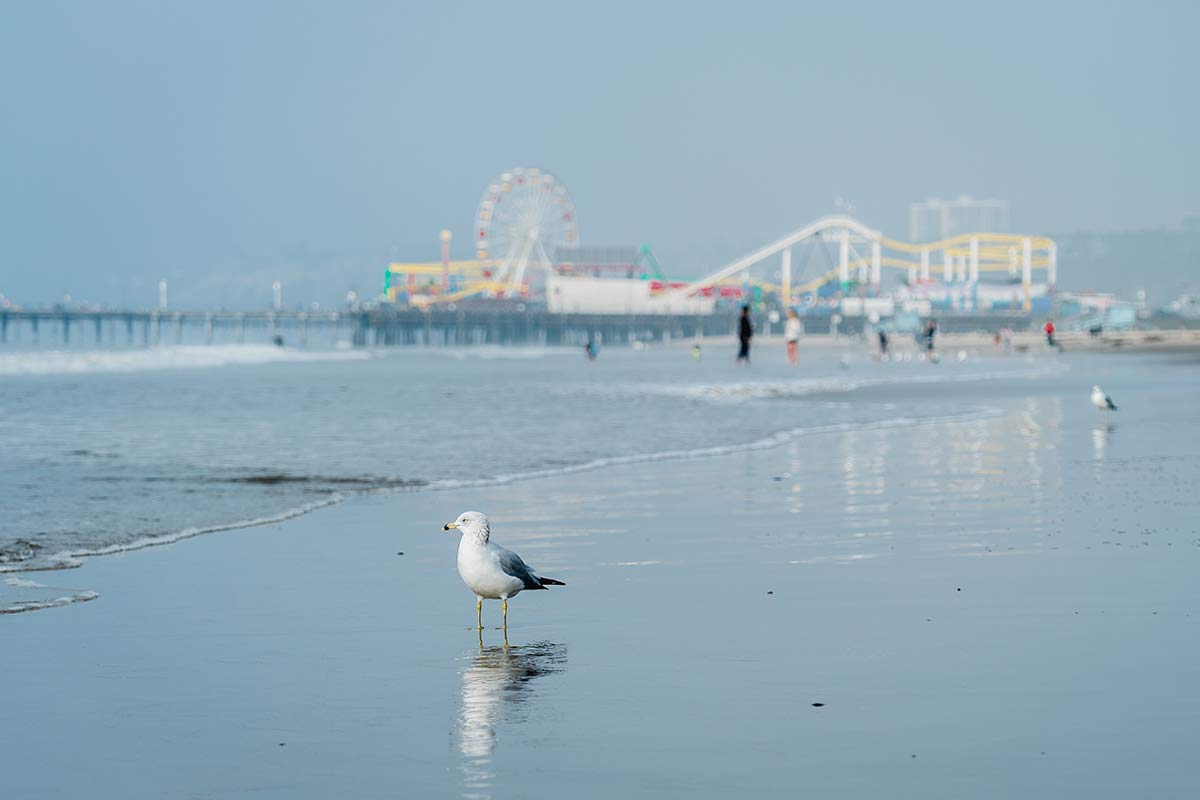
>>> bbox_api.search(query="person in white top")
[784,308,802,364]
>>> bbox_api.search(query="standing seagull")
[1091,385,1119,413]
[443,511,565,630]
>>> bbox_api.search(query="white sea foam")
[392,346,578,361]
[3,577,46,588]
[637,365,1062,404]
[0,555,82,573]
[58,495,344,561]
[1,494,345,577]
[0,590,99,615]
[0,345,371,376]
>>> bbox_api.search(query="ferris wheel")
[474,167,578,291]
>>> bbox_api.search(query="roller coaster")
[386,215,1056,312]
[384,168,1056,314]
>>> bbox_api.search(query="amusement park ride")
[385,168,1058,316]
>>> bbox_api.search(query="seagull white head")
[443,511,490,542]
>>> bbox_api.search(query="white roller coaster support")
[969,237,979,283]
[1022,237,1033,310]
[667,216,880,299]
[920,248,930,281]
[908,266,917,283]
[1048,242,1058,286]
[1009,246,1018,277]
[943,251,953,282]
[781,248,792,308]
[839,229,850,284]
[957,255,967,283]
[871,241,881,286]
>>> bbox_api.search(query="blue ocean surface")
[0,340,1063,597]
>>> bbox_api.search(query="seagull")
[1091,385,1118,413]
[443,511,565,630]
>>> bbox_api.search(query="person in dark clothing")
[922,319,937,353]
[737,305,753,365]
[878,328,889,357]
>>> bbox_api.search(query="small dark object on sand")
[957,587,961,592]
[279,742,286,747]
[397,551,405,556]
[812,702,824,707]
[767,590,773,595]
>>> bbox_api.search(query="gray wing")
[494,545,544,590]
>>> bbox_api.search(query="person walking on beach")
[877,328,889,358]
[784,308,801,364]
[1044,319,1058,349]
[737,304,753,365]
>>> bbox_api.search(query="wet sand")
[4,352,1200,798]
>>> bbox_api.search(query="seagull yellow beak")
[443,522,459,531]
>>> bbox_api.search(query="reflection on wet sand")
[1092,423,1116,481]
[778,397,1066,559]
[457,639,566,800]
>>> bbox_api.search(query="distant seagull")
[1091,385,1118,412]
[443,511,565,630]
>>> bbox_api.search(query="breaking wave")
[0,345,371,376]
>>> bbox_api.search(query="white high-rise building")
[910,196,1009,241]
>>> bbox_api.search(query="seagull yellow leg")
[476,598,483,631]
[502,599,508,630]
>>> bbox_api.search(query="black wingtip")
[539,577,566,587]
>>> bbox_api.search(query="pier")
[0,307,739,349]
[0,309,350,348]
[0,306,1044,349]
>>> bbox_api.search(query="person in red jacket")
[1044,319,1057,348]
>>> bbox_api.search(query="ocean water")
[0,340,1064,609]
[4,341,1199,798]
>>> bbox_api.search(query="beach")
[3,344,1199,798]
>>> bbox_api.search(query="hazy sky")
[2,0,1198,307]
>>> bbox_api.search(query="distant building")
[910,196,1009,241]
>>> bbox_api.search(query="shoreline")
[1,398,1005,611]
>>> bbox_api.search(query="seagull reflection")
[1092,423,1116,478]
[457,639,566,799]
